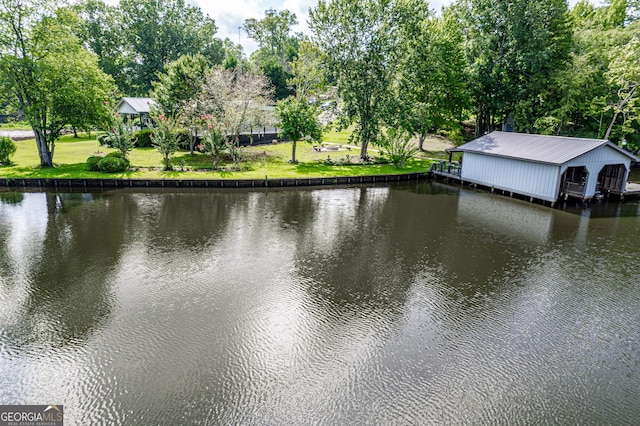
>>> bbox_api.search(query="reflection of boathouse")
[432,131,639,205]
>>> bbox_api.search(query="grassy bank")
[0,130,446,180]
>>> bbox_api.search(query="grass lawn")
[0,129,441,180]
[0,121,32,131]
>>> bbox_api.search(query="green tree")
[151,112,179,170]
[151,53,209,155]
[396,7,469,150]
[252,51,294,100]
[557,1,640,139]
[103,112,135,160]
[379,128,418,169]
[151,54,209,117]
[222,38,244,70]
[310,0,413,160]
[245,9,301,100]
[0,136,17,164]
[604,36,640,140]
[74,0,132,94]
[451,0,572,136]
[275,97,323,163]
[119,0,223,95]
[0,1,115,167]
[244,8,298,67]
[201,115,226,169]
[288,41,327,101]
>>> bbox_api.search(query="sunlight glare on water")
[1,184,639,424]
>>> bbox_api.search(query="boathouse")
[115,97,156,129]
[439,131,639,203]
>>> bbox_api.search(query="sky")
[197,0,452,54]
[106,0,603,56]
[196,0,600,55]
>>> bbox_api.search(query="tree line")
[1,0,639,168]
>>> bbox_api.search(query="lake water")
[1,183,639,425]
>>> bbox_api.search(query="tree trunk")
[291,140,297,163]
[418,133,426,151]
[604,110,619,141]
[190,136,196,156]
[360,141,369,161]
[34,129,54,168]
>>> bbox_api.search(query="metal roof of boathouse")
[116,97,156,114]
[450,131,637,165]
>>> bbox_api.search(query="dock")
[624,182,640,197]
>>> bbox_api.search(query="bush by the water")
[86,155,102,171]
[86,152,130,173]
[134,129,154,147]
[0,136,17,164]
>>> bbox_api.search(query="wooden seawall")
[0,172,428,190]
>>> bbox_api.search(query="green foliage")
[450,0,572,136]
[175,128,191,150]
[103,113,135,159]
[0,191,24,205]
[310,0,418,160]
[97,155,129,172]
[255,55,294,100]
[151,54,209,117]
[87,152,130,172]
[118,0,223,95]
[201,116,227,169]
[151,113,179,170]
[75,0,223,96]
[245,9,301,100]
[379,129,418,169]
[244,8,298,63]
[604,36,640,140]
[289,41,327,100]
[134,129,154,148]
[396,8,469,149]
[0,0,116,167]
[0,136,17,164]
[275,97,323,163]
[86,155,103,171]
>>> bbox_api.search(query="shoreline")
[0,172,428,190]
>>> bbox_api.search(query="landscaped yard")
[0,129,449,180]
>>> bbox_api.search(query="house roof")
[449,131,639,165]
[116,97,156,114]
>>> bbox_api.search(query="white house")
[115,97,156,128]
[441,131,639,203]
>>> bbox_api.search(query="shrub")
[152,115,179,170]
[87,152,130,172]
[379,129,418,169]
[104,151,130,166]
[134,129,154,147]
[98,156,129,173]
[104,114,135,159]
[0,136,17,164]
[86,155,103,171]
